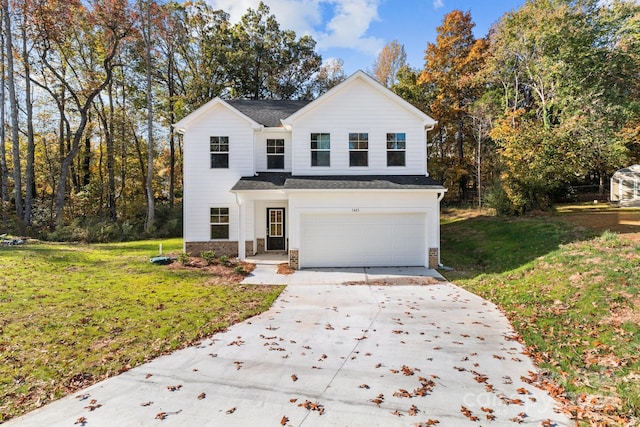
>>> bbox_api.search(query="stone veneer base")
[185,241,253,258]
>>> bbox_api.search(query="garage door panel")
[300,213,426,267]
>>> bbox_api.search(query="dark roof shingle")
[226,100,309,127]
[231,173,445,191]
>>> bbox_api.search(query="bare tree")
[372,40,407,88]
[0,14,9,219]
[3,0,22,230]
[139,0,155,231]
[29,0,133,226]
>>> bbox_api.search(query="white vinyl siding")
[289,78,427,175]
[183,104,254,242]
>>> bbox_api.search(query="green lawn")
[0,239,284,422]
[441,209,640,426]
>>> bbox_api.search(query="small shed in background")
[611,165,640,207]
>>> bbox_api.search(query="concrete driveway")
[6,267,573,426]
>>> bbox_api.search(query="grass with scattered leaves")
[441,209,640,426]
[0,238,284,422]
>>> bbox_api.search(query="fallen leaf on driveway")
[74,417,87,425]
[197,392,206,400]
[291,374,298,382]
[370,394,384,407]
[226,407,236,414]
[280,415,289,425]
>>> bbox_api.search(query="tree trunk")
[107,80,117,221]
[168,52,176,209]
[22,24,35,227]
[141,0,155,231]
[82,137,91,186]
[0,22,9,217]
[3,0,23,231]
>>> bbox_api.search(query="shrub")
[219,255,229,266]
[178,252,190,266]
[201,250,216,265]
[484,182,517,216]
[233,265,244,274]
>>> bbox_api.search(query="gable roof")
[174,71,437,133]
[173,98,262,133]
[227,100,310,127]
[281,70,437,129]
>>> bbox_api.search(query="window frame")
[210,207,230,240]
[349,132,368,167]
[210,136,229,169]
[310,133,330,167]
[386,133,406,167]
[266,138,285,170]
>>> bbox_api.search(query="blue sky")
[207,0,527,74]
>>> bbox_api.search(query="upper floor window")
[311,133,330,167]
[210,207,229,239]
[267,139,285,169]
[210,136,229,168]
[387,133,406,167]
[349,133,368,167]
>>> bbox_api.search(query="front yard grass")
[0,239,284,422]
[441,208,640,426]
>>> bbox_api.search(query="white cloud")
[432,0,444,9]
[206,0,384,55]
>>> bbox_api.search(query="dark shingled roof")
[226,100,310,127]
[231,173,445,191]
[231,173,291,191]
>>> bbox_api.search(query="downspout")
[436,190,448,269]
[425,122,436,177]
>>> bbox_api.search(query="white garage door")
[300,213,426,267]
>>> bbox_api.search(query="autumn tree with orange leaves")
[419,10,488,201]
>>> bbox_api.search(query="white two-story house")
[174,71,446,269]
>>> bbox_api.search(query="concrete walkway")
[6,268,573,426]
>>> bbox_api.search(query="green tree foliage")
[227,2,321,100]
[486,0,640,212]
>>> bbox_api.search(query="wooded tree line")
[0,0,344,239]
[375,0,639,213]
[1,0,638,241]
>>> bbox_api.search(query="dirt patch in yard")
[344,276,447,286]
[557,209,640,242]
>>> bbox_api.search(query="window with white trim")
[310,133,330,166]
[386,133,406,167]
[210,136,229,168]
[349,133,368,167]
[267,139,285,169]
[210,207,229,239]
